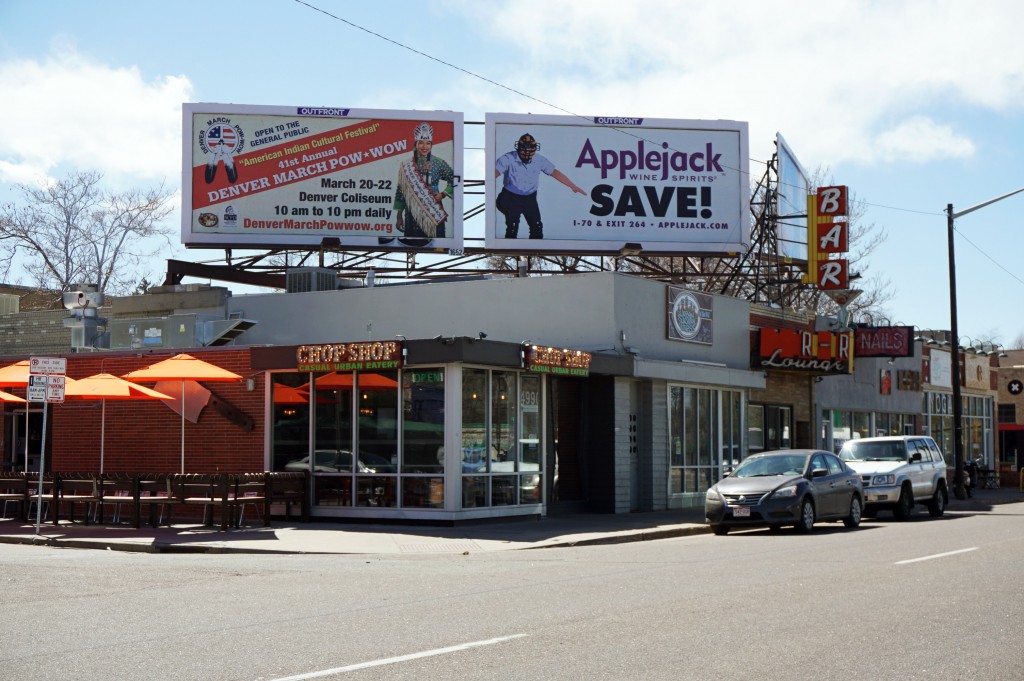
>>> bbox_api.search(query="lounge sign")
[296,340,403,371]
[755,328,853,375]
[524,345,592,377]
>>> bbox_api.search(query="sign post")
[29,357,66,536]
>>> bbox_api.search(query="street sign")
[29,356,66,375]
[27,374,48,402]
[46,375,65,403]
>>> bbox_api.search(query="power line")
[293,1,1023,294]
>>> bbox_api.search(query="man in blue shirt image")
[495,133,586,239]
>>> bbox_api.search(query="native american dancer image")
[393,122,454,239]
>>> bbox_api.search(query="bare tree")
[0,170,174,294]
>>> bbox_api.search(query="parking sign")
[46,375,66,403]
[30,356,66,375]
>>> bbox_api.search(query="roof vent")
[286,267,337,293]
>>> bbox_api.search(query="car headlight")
[872,474,896,485]
[705,487,721,501]
[771,484,798,498]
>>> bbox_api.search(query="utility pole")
[946,186,1024,499]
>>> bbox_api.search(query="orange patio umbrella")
[0,359,30,387]
[63,373,174,473]
[273,383,310,405]
[0,360,33,470]
[0,389,26,403]
[304,372,399,391]
[122,354,241,473]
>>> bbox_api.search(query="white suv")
[837,436,948,519]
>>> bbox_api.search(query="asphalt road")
[1,502,1022,681]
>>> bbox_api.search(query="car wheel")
[711,524,729,536]
[893,484,914,520]
[927,482,947,517]
[843,495,862,528]
[794,499,815,533]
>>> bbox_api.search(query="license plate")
[732,507,750,518]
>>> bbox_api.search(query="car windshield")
[732,454,807,477]
[839,441,905,462]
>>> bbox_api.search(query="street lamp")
[947,185,1024,499]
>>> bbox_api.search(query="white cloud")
[0,41,192,189]
[454,0,1024,167]
[874,116,975,163]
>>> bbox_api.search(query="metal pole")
[947,204,966,500]
[35,402,48,536]
[23,408,29,471]
[945,186,1024,499]
[181,382,185,474]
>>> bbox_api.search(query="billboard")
[182,104,463,250]
[485,113,749,253]
[775,133,809,261]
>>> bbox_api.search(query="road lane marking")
[266,634,528,680]
[895,547,978,565]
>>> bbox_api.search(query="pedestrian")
[494,133,586,239]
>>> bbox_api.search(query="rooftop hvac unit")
[286,267,337,293]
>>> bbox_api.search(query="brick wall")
[0,310,72,356]
[48,348,264,474]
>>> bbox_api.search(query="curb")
[524,524,711,550]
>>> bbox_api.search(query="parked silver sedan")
[705,449,864,535]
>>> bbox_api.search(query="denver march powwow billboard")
[182,104,463,250]
[485,113,749,253]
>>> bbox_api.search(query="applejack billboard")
[182,104,463,250]
[485,113,749,254]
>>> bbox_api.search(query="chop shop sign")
[756,328,854,375]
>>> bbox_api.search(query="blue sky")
[2,0,1023,345]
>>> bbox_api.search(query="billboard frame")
[182,103,464,251]
[485,112,750,255]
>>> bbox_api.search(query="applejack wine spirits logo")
[198,117,245,184]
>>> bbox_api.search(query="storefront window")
[491,371,517,467]
[853,412,871,441]
[401,369,445,474]
[356,370,399,470]
[924,391,991,466]
[313,371,354,473]
[721,391,742,468]
[272,366,540,512]
[270,375,310,472]
[519,373,542,504]
[462,369,488,474]
[747,405,764,450]
[460,368,541,509]
[670,387,738,494]
[749,404,791,451]
[401,369,445,509]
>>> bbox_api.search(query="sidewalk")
[0,487,1019,555]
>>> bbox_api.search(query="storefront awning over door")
[633,358,767,389]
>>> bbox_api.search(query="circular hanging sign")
[1008,379,1023,396]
